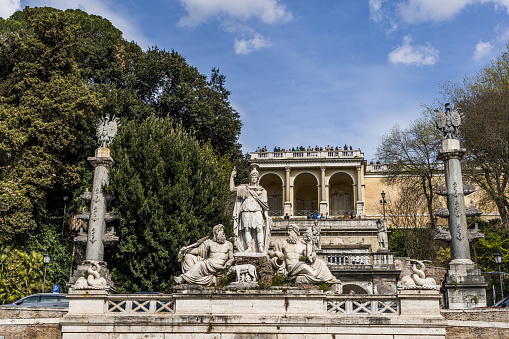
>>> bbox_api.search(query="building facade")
[249,149,390,219]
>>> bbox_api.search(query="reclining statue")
[269,224,337,284]
[174,224,234,286]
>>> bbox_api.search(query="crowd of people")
[282,212,361,220]
[256,144,355,152]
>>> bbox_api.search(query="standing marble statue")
[270,224,336,284]
[376,219,388,250]
[230,167,272,253]
[174,224,234,286]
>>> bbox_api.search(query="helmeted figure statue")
[230,166,272,253]
[174,224,234,286]
[270,224,337,284]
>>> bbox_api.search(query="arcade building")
[249,148,389,219]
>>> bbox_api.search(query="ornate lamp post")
[42,252,51,293]
[495,252,504,300]
[380,191,387,219]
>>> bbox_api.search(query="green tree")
[109,116,230,293]
[0,247,47,304]
[444,45,509,228]
[0,7,103,244]
[0,7,244,292]
[376,113,442,228]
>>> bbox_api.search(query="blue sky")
[2,0,508,161]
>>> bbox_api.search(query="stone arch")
[326,170,356,186]
[259,173,283,216]
[293,172,319,217]
[342,284,368,295]
[328,171,354,216]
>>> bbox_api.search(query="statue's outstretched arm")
[230,167,237,192]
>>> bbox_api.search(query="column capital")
[320,165,326,172]
[88,156,115,168]
[285,166,291,172]
[438,149,466,161]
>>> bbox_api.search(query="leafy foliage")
[0,6,244,294]
[109,116,230,293]
[0,247,46,304]
[375,112,441,228]
[388,227,444,264]
[0,7,103,244]
[443,45,509,228]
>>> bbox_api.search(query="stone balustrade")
[325,252,394,267]
[325,296,400,315]
[61,289,445,338]
[106,294,175,314]
[250,150,363,160]
[327,253,372,266]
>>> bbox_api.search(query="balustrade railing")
[250,150,363,160]
[327,253,371,266]
[329,210,355,217]
[326,252,394,267]
[293,210,317,217]
[98,293,403,317]
[107,295,175,314]
[268,210,283,217]
[325,297,399,315]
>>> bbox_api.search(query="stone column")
[355,166,364,217]
[319,166,327,215]
[284,166,292,216]
[439,140,470,260]
[86,148,114,261]
[436,104,486,309]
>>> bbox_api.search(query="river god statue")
[270,224,337,284]
[174,224,234,286]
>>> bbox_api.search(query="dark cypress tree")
[109,116,230,292]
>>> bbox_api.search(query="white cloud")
[0,0,21,19]
[397,0,475,23]
[234,33,271,55]
[396,0,509,23]
[388,35,439,66]
[368,0,398,34]
[178,0,292,27]
[473,40,493,60]
[369,0,385,22]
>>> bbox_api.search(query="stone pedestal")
[67,261,116,291]
[234,253,273,288]
[284,201,292,216]
[442,259,487,309]
[355,201,364,217]
[398,289,443,317]
[319,201,327,215]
